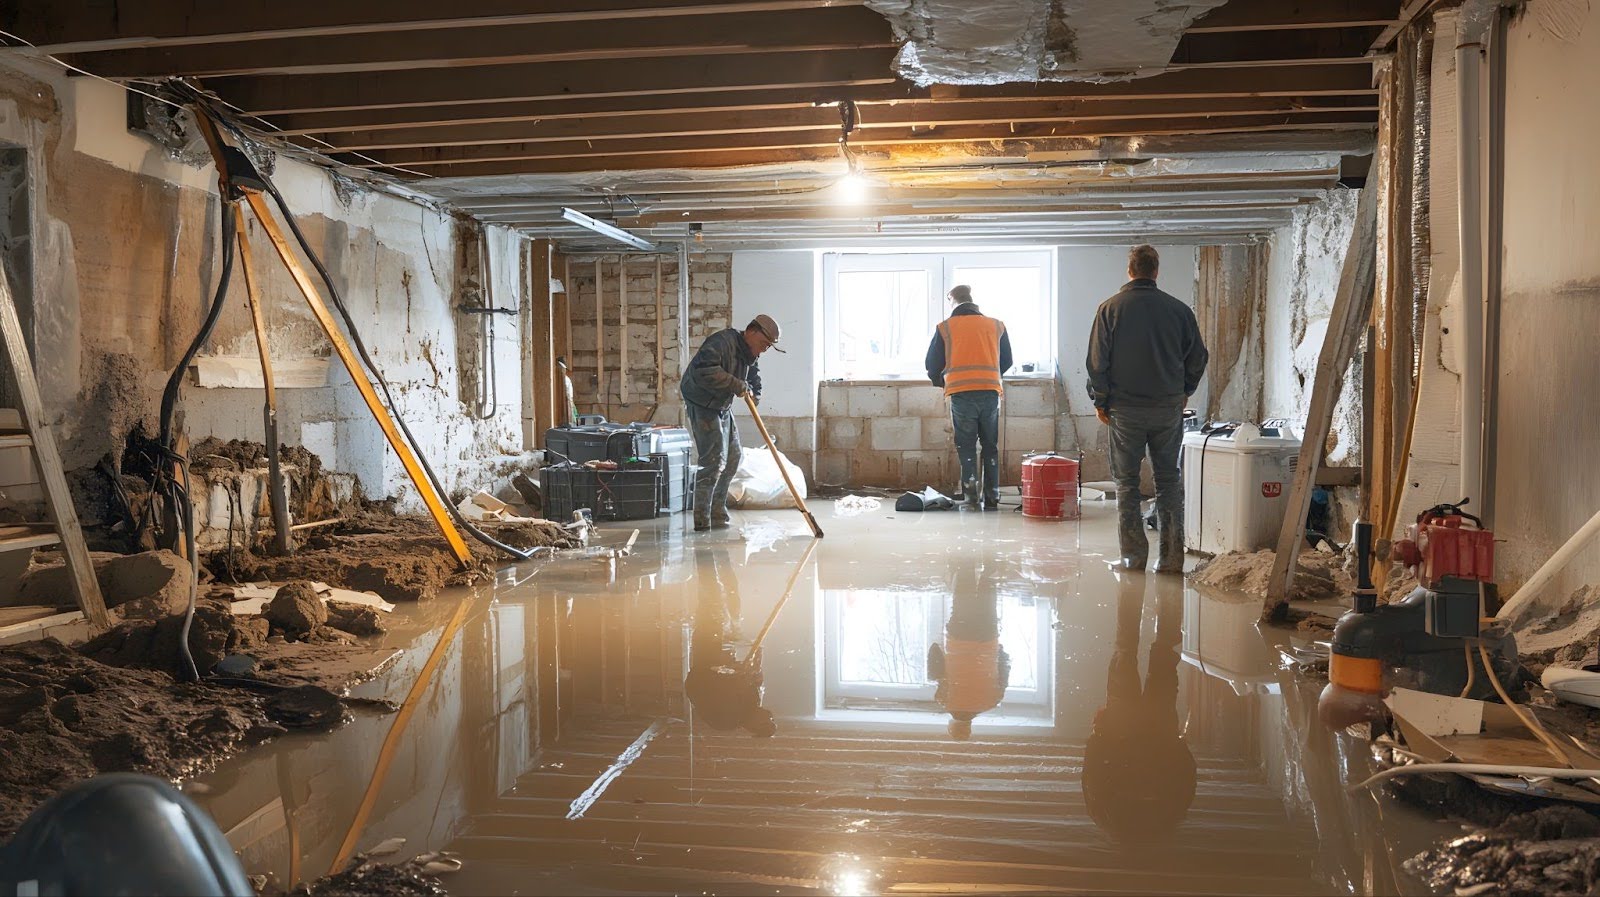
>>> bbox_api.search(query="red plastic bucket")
[1021,453,1080,520]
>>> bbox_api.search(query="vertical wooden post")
[594,258,606,420]
[520,239,536,448]
[676,242,691,376]
[552,254,572,427]
[529,238,555,448]
[619,255,629,406]
[654,256,664,401]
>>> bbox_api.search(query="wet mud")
[0,639,277,838]
[221,514,579,603]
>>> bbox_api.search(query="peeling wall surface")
[866,0,1228,84]
[0,61,530,510]
[1493,0,1600,599]
[1263,188,1363,465]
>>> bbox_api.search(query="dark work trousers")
[686,403,741,527]
[1108,402,1185,569]
[949,390,1000,503]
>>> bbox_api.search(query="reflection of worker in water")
[928,558,1011,740]
[684,545,777,737]
[1082,571,1196,840]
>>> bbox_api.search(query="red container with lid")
[1021,453,1080,520]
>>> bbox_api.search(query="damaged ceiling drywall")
[866,0,1231,84]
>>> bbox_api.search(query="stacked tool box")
[542,421,695,518]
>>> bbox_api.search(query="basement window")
[821,249,1055,380]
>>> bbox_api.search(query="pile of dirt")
[219,514,580,603]
[1192,548,1354,603]
[189,437,362,527]
[291,861,448,897]
[0,639,278,839]
[267,582,328,637]
[80,599,270,676]
[9,550,192,620]
[1406,805,1600,896]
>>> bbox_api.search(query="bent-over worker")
[679,314,783,532]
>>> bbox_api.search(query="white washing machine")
[1182,422,1301,554]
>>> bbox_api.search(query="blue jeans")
[686,403,741,526]
[1108,402,1185,569]
[950,390,1000,503]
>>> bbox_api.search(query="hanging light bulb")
[836,170,870,203]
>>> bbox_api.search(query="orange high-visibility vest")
[937,314,1006,397]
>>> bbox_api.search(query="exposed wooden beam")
[66,8,892,79]
[1169,26,1386,66]
[9,0,869,54]
[269,63,1376,135]
[321,96,1377,152]
[211,48,901,115]
[1188,0,1401,32]
[352,112,1379,169]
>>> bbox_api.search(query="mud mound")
[220,514,580,603]
[1192,549,1353,602]
[81,600,268,676]
[267,582,328,637]
[0,640,278,838]
[292,861,448,897]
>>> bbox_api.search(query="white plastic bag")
[728,447,808,509]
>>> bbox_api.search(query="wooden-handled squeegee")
[743,392,824,538]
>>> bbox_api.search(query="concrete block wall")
[815,379,1059,490]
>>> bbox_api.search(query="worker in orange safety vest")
[925,285,1014,509]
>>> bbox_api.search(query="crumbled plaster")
[865,0,1229,85]
[1264,188,1363,465]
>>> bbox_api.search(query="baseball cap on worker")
[749,314,786,352]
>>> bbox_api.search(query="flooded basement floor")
[187,499,1462,895]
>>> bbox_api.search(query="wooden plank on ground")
[1264,185,1377,619]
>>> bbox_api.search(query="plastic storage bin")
[1182,423,1301,554]
[540,464,660,521]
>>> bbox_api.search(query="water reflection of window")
[836,591,941,690]
[824,590,1053,710]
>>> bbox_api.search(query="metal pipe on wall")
[1455,0,1497,506]
[677,241,691,376]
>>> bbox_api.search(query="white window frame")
[821,248,1056,380]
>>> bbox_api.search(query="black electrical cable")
[156,193,237,682]
[257,179,535,561]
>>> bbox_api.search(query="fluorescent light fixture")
[560,207,655,251]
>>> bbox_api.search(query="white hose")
[1347,762,1600,793]
[1497,505,1600,621]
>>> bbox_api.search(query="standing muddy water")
[188,505,1459,895]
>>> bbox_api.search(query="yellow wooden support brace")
[241,190,472,566]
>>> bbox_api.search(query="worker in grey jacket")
[1086,245,1208,573]
[680,315,782,531]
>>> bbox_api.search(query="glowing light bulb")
[836,171,870,203]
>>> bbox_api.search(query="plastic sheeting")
[866,0,1229,85]
[728,448,809,509]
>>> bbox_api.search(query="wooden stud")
[595,258,606,419]
[1263,185,1378,619]
[529,238,555,446]
[619,255,629,405]
[654,256,664,401]
[553,255,572,426]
